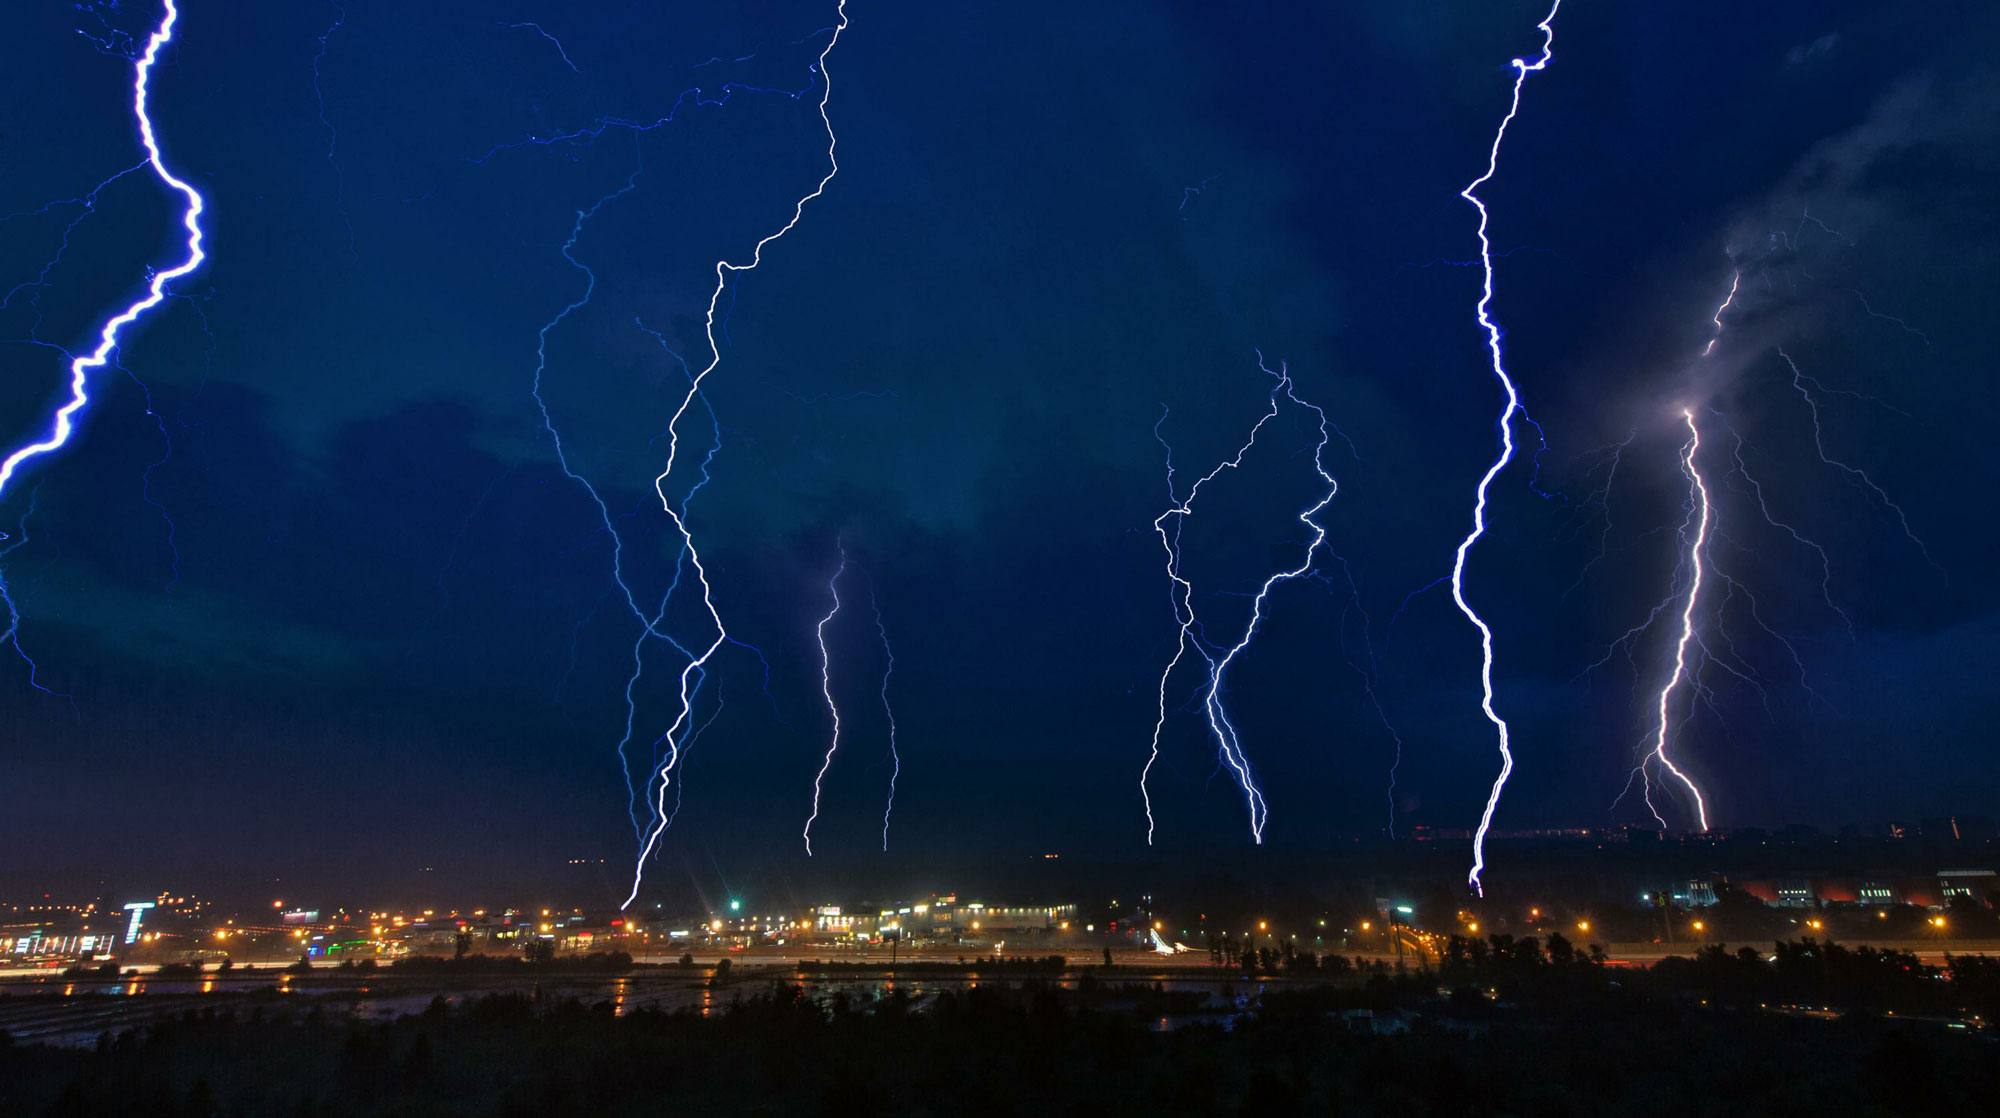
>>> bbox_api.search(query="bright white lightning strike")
[803,547,848,856]
[624,1,847,907]
[1702,272,1739,356]
[1451,0,1560,895]
[0,0,205,502]
[1642,410,1713,831]
[1144,357,1338,844]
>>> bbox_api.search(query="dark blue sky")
[1,0,1994,900]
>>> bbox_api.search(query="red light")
[611,919,623,927]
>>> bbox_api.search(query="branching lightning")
[799,549,903,855]
[499,20,580,73]
[1592,269,1875,831]
[1144,355,1339,844]
[0,487,77,714]
[1777,348,1939,573]
[0,0,206,503]
[623,1,848,905]
[0,0,202,710]
[1451,0,1560,894]
[1636,409,1714,831]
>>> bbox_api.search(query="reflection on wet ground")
[0,969,1261,1046]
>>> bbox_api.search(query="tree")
[1545,932,1576,967]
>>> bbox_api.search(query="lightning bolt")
[1596,272,1843,828]
[1716,418,1853,640]
[1636,409,1713,831]
[311,1,354,259]
[0,0,206,502]
[526,146,688,841]
[481,11,834,869]
[803,545,848,856]
[1144,355,1339,844]
[1451,0,1560,894]
[1701,272,1739,357]
[498,20,580,73]
[1,162,150,330]
[624,1,848,906]
[1777,348,1939,573]
[870,578,901,852]
[0,487,76,714]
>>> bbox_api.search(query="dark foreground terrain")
[4,938,1998,1116]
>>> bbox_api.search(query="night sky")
[2,1,1995,902]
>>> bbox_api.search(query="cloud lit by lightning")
[1584,252,1933,832]
[1451,0,1560,895]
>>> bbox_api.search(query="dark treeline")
[798,954,1069,974]
[1436,931,2000,1020]
[4,940,1998,1116]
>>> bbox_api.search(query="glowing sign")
[122,901,156,945]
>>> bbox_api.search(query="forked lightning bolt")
[625,1,847,905]
[1144,356,1339,844]
[1452,0,1560,894]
